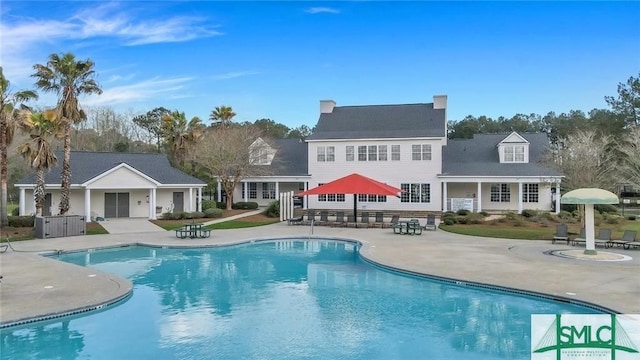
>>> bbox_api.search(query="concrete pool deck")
[1,222,639,326]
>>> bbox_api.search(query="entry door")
[43,193,52,216]
[104,193,130,218]
[173,192,184,212]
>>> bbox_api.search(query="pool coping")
[1,224,638,327]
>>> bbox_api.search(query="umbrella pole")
[353,195,358,222]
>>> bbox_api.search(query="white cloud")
[305,7,340,14]
[83,76,193,106]
[212,71,260,81]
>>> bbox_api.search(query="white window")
[368,145,377,161]
[391,145,400,161]
[378,145,387,161]
[358,146,367,161]
[490,184,510,202]
[522,183,539,203]
[412,144,431,161]
[248,182,257,199]
[317,146,326,162]
[346,146,354,161]
[504,145,525,163]
[327,146,335,162]
[261,183,275,199]
[400,183,430,203]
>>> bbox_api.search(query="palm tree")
[209,105,236,129]
[162,111,204,169]
[32,53,102,215]
[17,111,61,216]
[0,66,38,225]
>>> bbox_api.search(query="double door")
[105,193,130,218]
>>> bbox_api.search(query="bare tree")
[545,129,620,192]
[191,125,271,209]
[619,126,640,188]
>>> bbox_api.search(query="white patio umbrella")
[561,188,619,255]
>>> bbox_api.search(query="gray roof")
[442,133,563,177]
[263,139,308,176]
[307,103,446,140]
[18,151,206,185]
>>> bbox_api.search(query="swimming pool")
[0,240,600,359]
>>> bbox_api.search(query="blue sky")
[2,1,639,129]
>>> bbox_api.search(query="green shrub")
[232,202,259,210]
[456,209,470,216]
[456,216,469,224]
[184,212,195,219]
[204,208,223,218]
[595,204,618,214]
[605,215,623,224]
[467,213,485,224]
[191,211,204,219]
[628,215,637,221]
[216,202,226,209]
[8,215,35,227]
[11,207,19,216]
[479,211,489,217]
[521,209,538,218]
[176,211,189,220]
[264,201,279,218]
[161,212,174,220]
[505,212,519,220]
[513,218,525,227]
[201,200,217,211]
[593,212,603,226]
[443,211,456,216]
[558,210,573,220]
[443,218,455,225]
[561,204,578,213]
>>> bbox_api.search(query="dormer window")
[504,145,525,163]
[497,132,529,163]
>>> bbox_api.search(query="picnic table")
[393,220,423,235]
[175,223,211,239]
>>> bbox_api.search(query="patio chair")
[551,223,569,244]
[372,212,385,228]
[607,230,637,248]
[346,214,357,228]
[385,215,400,229]
[317,211,329,226]
[571,228,586,246]
[623,232,640,249]
[594,229,612,247]
[303,210,316,226]
[424,214,437,231]
[287,215,304,225]
[331,211,347,227]
[357,212,370,228]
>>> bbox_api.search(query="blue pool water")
[1,240,600,359]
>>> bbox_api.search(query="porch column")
[275,182,279,201]
[442,181,448,212]
[151,188,157,220]
[197,187,202,212]
[304,182,308,209]
[217,179,222,202]
[517,182,523,214]
[19,188,25,216]
[148,189,153,220]
[555,181,561,214]
[476,182,482,213]
[84,188,91,223]
[189,187,194,211]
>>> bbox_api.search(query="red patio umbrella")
[296,173,403,221]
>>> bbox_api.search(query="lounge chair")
[346,214,357,228]
[357,212,370,228]
[552,223,569,244]
[372,212,384,228]
[571,228,586,246]
[0,244,7,253]
[607,230,637,248]
[594,229,612,247]
[385,215,400,229]
[317,210,329,226]
[424,214,437,231]
[303,210,316,225]
[331,211,346,227]
[287,216,303,225]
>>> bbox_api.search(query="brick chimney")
[320,100,336,114]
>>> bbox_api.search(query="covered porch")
[439,176,562,214]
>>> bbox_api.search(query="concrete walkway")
[1,217,639,327]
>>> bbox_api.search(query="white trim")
[81,163,161,187]
[306,136,444,143]
[498,131,529,144]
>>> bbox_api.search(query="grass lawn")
[151,210,280,230]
